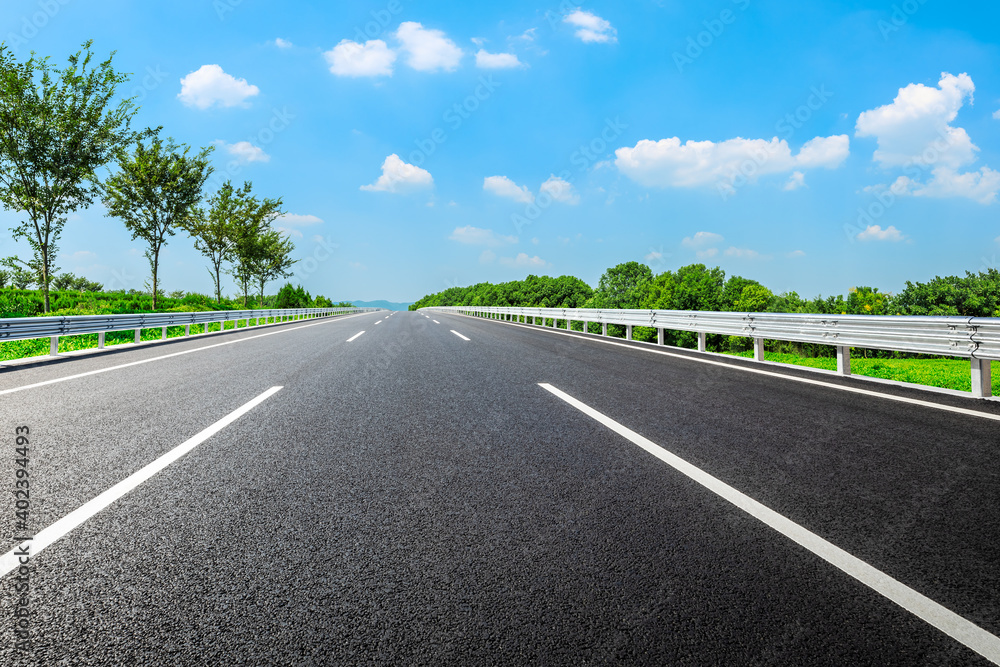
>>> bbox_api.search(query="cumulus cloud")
[273,38,292,49]
[856,224,905,242]
[856,72,999,204]
[787,250,806,258]
[214,140,269,164]
[484,175,534,203]
[682,231,724,248]
[361,154,433,193]
[539,175,579,204]
[784,171,806,191]
[724,247,768,260]
[696,248,719,260]
[994,109,1000,120]
[449,225,517,247]
[396,22,463,72]
[564,10,617,44]
[178,65,259,109]
[324,39,396,77]
[614,135,849,189]
[500,253,547,268]
[475,50,523,69]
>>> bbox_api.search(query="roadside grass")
[0,318,289,363]
[727,350,1000,395]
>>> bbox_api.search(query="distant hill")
[352,300,414,311]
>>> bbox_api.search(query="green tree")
[103,129,213,309]
[592,261,653,309]
[251,229,297,306]
[733,284,774,312]
[186,181,251,304]
[229,189,283,307]
[0,41,137,312]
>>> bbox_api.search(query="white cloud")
[484,175,534,203]
[67,250,97,260]
[479,249,496,264]
[784,171,806,191]
[500,253,547,268]
[214,140,269,164]
[682,231,724,248]
[324,39,396,77]
[178,65,260,109]
[856,72,975,169]
[564,10,617,44]
[475,50,524,69]
[449,225,517,247]
[539,175,579,204]
[396,22,463,72]
[614,135,848,189]
[361,154,433,193]
[856,224,905,242]
[274,38,292,49]
[856,72,999,204]
[696,248,718,259]
[787,250,806,258]
[644,250,664,263]
[277,213,323,226]
[724,247,763,259]
[994,109,1000,120]
[349,262,367,270]
[275,227,303,239]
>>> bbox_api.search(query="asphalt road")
[1,309,998,665]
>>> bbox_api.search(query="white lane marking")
[347,331,366,342]
[0,386,283,580]
[472,317,1000,424]
[375,320,382,325]
[450,330,470,341]
[433,320,440,324]
[538,382,1000,664]
[0,312,371,398]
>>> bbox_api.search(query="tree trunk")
[41,244,50,313]
[151,247,160,310]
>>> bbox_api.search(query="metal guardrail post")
[134,329,141,344]
[753,338,765,361]
[161,326,167,340]
[49,336,58,356]
[657,328,664,345]
[972,358,992,398]
[626,325,633,340]
[185,325,190,337]
[98,332,105,349]
[602,322,607,336]
[837,346,851,376]
[698,332,707,352]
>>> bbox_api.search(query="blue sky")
[2,0,999,303]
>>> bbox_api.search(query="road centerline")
[537,382,1000,664]
[0,386,284,580]
[451,330,470,341]
[347,331,366,342]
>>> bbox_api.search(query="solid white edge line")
[450,330,470,341]
[0,386,284,579]
[538,382,1000,664]
[347,331,366,342]
[460,315,1000,423]
[0,311,371,398]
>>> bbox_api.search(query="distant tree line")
[0,41,309,313]
[410,262,1000,357]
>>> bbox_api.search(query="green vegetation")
[0,281,344,362]
[0,43,309,311]
[412,262,1000,394]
